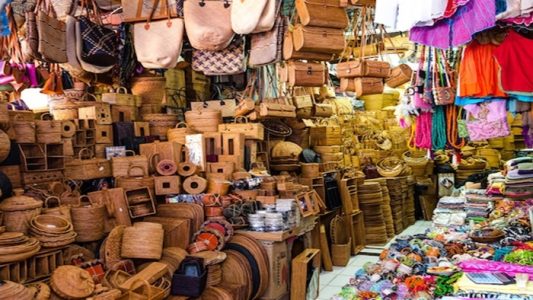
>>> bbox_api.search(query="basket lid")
[0,189,43,211]
[50,266,95,299]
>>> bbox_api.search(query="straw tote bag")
[184,0,234,51]
[133,2,184,69]
[35,1,68,63]
[122,0,178,23]
[231,0,268,34]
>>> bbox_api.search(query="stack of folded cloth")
[487,172,506,195]
[504,157,533,199]
[464,189,496,218]
[433,196,467,227]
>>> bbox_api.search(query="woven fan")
[330,215,349,245]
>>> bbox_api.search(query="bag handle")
[128,164,148,177]
[234,116,249,124]
[175,122,188,129]
[125,150,136,157]
[44,196,62,208]
[78,148,94,160]
[78,195,92,207]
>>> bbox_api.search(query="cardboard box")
[259,241,289,300]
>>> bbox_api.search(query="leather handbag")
[292,24,345,54]
[282,31,333,61]
[37,3,68,63]
[287,61,327,87]
[340,77,384,96]
[385,64,412,88]
[253,0,279,33]
[184,0,233,51]
[122,0,178,22]
[231,0,268,34]
[77,16,117,67]
[336,59,390,78]
[249,16,286,67]
[295,0,348,29]
[133,2,184,69]
[192,37,247,76]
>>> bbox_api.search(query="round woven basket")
[70,196,105,242]
[42,196,72,222]
[0,189,43,234]
[0,129,10,163]
[121,222,164,260]
[131,76,166,105]
[50,266,95,299]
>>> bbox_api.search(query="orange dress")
[458,40,507,98]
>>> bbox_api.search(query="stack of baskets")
[405,176,417,226]
[0,232,41,264]
[386,177,405,233]
[400,177,414,228]
[402,150,431,178]
[358,182,388,245]
[0,280,34,299]
[0,189,43,234]
[29,215,76,247]
[456,157,488,182]
[367,178,395,238]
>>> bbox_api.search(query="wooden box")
[154,176,181,195]
[309,126,342,146]
[134,122,150,137]
[144,216,190,249]
[95,125,114,144]
[291,249,321,300]
[78,103,112,125]
[22,170,64,185]
[111,105,138,122]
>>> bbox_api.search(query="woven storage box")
[121,222,164,260]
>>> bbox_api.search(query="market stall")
[0,0,531,299]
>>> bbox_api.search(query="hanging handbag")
[295,0,349,29]
[336,59,390,78]
[282,31,333,61]
[77,15,117,67]
[432,49,455,106]
[292,87,314,109]
[385,64,412,88]
[465,101,510,142]
[184,0,233,51]
[122,0,178,22]
[249,16,286,67]
[231,0,268,34]
[190,99,237,118]
[292,24,345,54]
[37,1,68,63]
[253,0,279,33]
[457,107,469,138]
[287,61,327,87]
[61,15,87,78]
[133,0,184,69]
[235,78,257,117]
[192,37,247,76]
[340,77,384,96]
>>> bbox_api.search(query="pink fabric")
[464,101,511,141]
[502,12,533,25]
[459,259,533,280]
[410,0,496,49]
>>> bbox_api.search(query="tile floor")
[317,220,433,300]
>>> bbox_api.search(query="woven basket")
[115,165,155,192]
[42,196,72,223]
[12,117,36,143]
[142,114,179,140]
[167,122,195,145]
[0,189,43,234]
[70,196,105,242]
[331,238,351,267]
[184,109,222,133]
[35,114,62,144]
[49,98,79,120]
[131,76,166,105]
[0,130,10,163]
[50,266,95,299]
[121,222,164,260]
